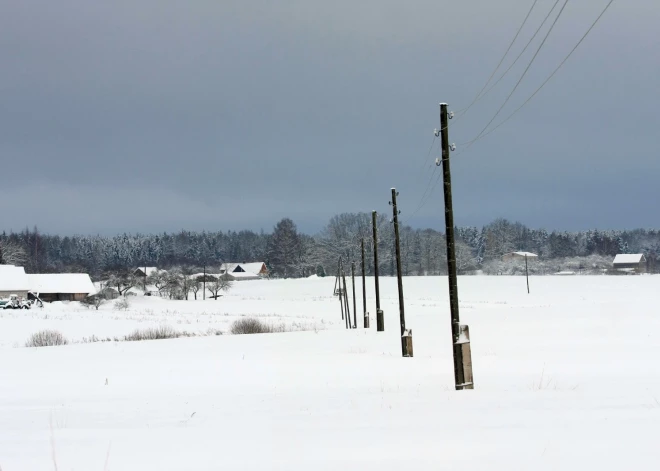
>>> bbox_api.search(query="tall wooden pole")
[351,262,357,329]
[372,211,384,331]
[525,254,530,294]
[391,188,412,357]
[342,262,351,329]
[338,258,344,321]
[361,238,369,328]
[439,103,473,389]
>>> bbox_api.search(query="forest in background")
[1,214,659,279]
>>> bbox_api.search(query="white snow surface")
[1,276,660,470]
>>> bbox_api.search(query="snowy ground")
[1,275,660,470]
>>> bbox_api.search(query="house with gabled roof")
[220,262,268,278]
[612,254,646,273]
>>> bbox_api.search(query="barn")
[0,265,30,299]
[612,254,646,274]
[27,274,96,302]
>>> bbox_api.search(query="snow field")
[1,275,660,470]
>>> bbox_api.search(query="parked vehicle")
[0,294,32,309]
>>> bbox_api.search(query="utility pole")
[438,103,473,389]
[338,258,346,324]
[372,210,384,331]
[337,258,344,322]
[203,264,206,300]
[351,262,357,329]
[525,254,530,294]
[390,188,412,357]
[342,263,351,329]
[361,238,369,328]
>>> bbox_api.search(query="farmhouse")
[27,274,96,302]
[134,267,159,278]
[0,265,30,299]
[612,254,646,273]
[502,251,538,262]
[220,262,268,278]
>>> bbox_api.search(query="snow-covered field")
[1,275,660,470]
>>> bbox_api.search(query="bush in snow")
[81,295,106,310]
[25,330,69,348]
[114,297,130,311]
[123,325,183,341]
[230,318,275,335]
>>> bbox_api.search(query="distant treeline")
[1,215,659,279]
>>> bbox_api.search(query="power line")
[459,0,570,148]
[455,0,539,118]
[405,0,616,221]
[474,0,561,107]
[473,0,616,143]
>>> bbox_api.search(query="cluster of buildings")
[502,252,648,274]
[133,262,269,282]
[0,265,95,302]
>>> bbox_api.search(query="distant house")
[134,267,159,278]
[220,262,268,279]
[0,265,30,299]
[502,251,538,262]
[612,254,646,273]
[27,274,96,302]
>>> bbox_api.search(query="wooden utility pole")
[438,103,473,389]
[337,258,345,322]
[525,254,530,294]
[351,262,357,329]
[361,238,369,328]
[342,264,351,329]
[390,188,412,357]
[372,210,384,331]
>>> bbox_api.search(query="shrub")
[81,295,106,310]
[123,325,182,341]
[25,330,69,347]
[114,297,130,311]
[230,318,275,335]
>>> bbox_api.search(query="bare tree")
[207,275,233,300]
[147,270,170,297]
[455,241,478,274]
[190,279,202,300]
[82,295,106,310]
[106,270,138,296]
[0,240,28,266]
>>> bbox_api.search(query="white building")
[0,265,30,298]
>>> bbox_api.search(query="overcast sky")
[1,0,657,235]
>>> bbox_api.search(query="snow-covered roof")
[219,263,240,274]
[239,262,267,275]
[0,265,29,291]
[613,254,645,264]
[503,251,538,259]
[27,274,96,295]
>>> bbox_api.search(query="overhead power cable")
[455,0,539,118]
[475,0,561,106]
[472,0,616,143]
[459,0,570,149]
